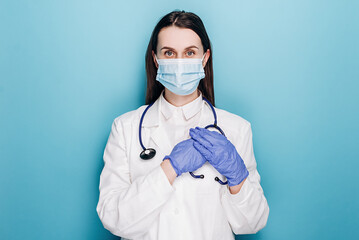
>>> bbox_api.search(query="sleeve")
[220,122,270,234]
[96,117,175,239]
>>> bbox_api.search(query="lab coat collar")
[140,92,211,155]
[141,90,210,128]
[159,89,203,121]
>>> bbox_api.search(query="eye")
[186,51,195,57]
[164,51,174,57]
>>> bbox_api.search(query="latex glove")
[189,127,249,186]
[163,138,206,177]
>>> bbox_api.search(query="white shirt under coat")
[96,90,269,240]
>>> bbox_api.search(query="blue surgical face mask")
[155,53,206,96]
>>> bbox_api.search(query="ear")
[202,49,210,68]
[152,50,158,68]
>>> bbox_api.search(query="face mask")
[155,53,206,96]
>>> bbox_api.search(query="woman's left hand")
[189,127,249,186]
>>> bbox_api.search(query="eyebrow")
[160,45,199,51]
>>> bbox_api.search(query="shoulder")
[112,104,148,127]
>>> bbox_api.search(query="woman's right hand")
[163,138,206,177]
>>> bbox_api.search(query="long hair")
[144,10,215,106]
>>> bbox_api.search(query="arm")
[228,177,246,195]
[96,117,175,239]
[220,123,270,234]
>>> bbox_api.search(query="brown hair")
[144,10,215,106]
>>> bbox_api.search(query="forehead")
[157,26,202,50]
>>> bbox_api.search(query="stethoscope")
[139,96,228,185]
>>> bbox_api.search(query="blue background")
[1,0,358,239]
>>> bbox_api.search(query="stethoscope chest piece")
[138,96,228,185]
[140,148,156,160]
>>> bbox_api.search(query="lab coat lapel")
[150,125,172,155]
[141,97,213,156]
[141,97,173,156]
[197,100,213,129]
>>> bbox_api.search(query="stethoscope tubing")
[139,95,228,185]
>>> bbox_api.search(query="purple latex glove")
[163,138,206,177]
[189,127,249,186]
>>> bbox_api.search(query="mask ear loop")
[201,52,207,61]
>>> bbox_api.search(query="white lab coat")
[96,95,269,240]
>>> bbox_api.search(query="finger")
[198,127,227,144]
[190,128,213,149]
[190,128,211,145]
[206,128,224,138]
[193,127,223,147]
[193,141,212,160]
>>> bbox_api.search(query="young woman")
[96,10,269,240]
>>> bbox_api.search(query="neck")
[164,89,200,107]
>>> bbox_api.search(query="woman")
[96,10,269,240]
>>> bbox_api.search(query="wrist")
[228,168,249,186]
[161,159,178,185]
[165,156,182,177]
[229,177,247,194]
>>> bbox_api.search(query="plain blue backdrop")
[1,0,358,239]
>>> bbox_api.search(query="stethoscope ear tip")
[214,177,228,185]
